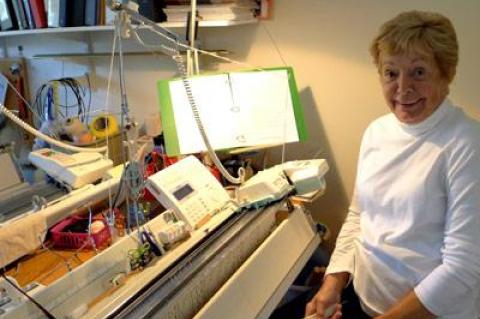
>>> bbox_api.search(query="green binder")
[157,66,307,156]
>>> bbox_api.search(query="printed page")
[229,69,299,146]
[167,69,300,154]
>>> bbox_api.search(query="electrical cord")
[85,73,92,124]
[259,21,290,164]
[33,77,90,125]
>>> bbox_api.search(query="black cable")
[85,73,92,124]
[0,273,56,319]
[33,83,50,123]
[33,77,90,125]
[63,81,69,118]
[58,78,85,122]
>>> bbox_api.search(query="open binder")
[157,67,307,155]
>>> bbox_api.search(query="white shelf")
[0,19,257,38]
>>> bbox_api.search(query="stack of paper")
[164,0,258,22]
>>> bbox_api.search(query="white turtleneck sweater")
[326,99,480,318]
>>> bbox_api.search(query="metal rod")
[108,1,182,45]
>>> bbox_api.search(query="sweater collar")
[396,98,451,136]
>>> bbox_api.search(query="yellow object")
[89,114,119,139]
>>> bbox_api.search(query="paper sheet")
[167,69,300,154]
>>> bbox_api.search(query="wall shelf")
[31,49,229,59]
[0,19,258,38]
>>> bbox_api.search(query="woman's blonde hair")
[370,10,458,82]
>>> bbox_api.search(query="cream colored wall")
[205,0,480,248]
[2,0,479,248]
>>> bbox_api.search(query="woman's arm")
[324,191,361,276]
[376,290,435,319]
[305,194,362,318]
[411,138,480,316]
[381,134,480,318]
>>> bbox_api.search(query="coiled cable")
[172,52,245,184]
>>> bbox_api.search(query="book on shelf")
[0,0,268,31]
[0,0,19,30]
[22,0,35,28]
[12,0,29,29]
[84,0,98,26]
[28,0,47,28]
[97,0,105,25]
[70,0,85,27]
[2,0,110,30]
[54,0,86,28]
[137,0,167,23]
[47,0,59,27]
[58,0,69,27]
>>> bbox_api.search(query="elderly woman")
[306,10,480,319]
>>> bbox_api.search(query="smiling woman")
[305,10,480,319]
[370,11,458,124]
[378,52,449,123]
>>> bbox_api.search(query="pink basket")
[50,215,111,249]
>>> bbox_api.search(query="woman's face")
[379,50,449,124]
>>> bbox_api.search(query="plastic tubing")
[172,54,245,184]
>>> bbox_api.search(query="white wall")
[233,0,480,247]
[2,0,479,248]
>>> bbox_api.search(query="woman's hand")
[305,272,348,318]
[305,287,341,319]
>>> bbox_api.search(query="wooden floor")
[5,247,98,287]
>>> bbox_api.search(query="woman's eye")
[383,69,398,81]
[413,67,426,78]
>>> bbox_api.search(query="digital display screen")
[173,184,194,201]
